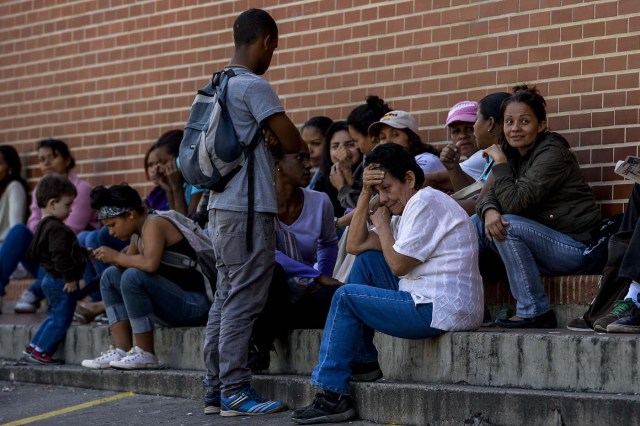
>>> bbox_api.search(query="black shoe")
[247,341,271,374]
[606,307,640,333]
[349,361,383,382]
[291,392,357,424]
[481,306,493,327]
[566,316,593,332]
[495,310,557,329]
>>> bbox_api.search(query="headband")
[98,206,131,220]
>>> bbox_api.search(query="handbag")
[275,220,314,302]
[451,158,494,201]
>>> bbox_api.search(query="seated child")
[22,174,85,364]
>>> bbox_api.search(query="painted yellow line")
[2,391,135,426]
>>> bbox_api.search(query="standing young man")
[201,8,303,416]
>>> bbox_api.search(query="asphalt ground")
[0,380,380,426]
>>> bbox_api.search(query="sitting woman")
[149,129,203,217]
[249,143,340,369]
[473,84,601,328]
[367,110,444,175]
[81,184,210,370]
[0,145,28,312]
[301,116,333,191]
[317,121,364,217]
[291,143,483,424]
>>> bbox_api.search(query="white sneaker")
[109,346,159,370]
[81,346,124,369]
[14,290,38,313]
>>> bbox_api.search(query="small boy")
[22,174,85,364]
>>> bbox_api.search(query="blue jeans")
[0,224,38,296]
[100,266,210,334]
[472,214,587,318]
[311,284,444,395]
[30,274,78,354]
[346,250,400,290]
[79,227,128,302]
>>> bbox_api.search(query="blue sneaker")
[221,387,286,416]
[204,387,221,415]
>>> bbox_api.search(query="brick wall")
[0,0,638,215]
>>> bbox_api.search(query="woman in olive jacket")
[472,84,600,328]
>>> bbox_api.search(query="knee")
[100,266,120,291]
[120,268,149,294]
[7,223,31,240]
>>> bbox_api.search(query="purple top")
[275,188,338,279]
[145,185,170,211]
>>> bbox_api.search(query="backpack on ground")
[178,67,262,251]
[140,210,217,302]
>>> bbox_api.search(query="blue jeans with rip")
[100,266,210,334]
[472,214,587,318]
[30,274,78,354]
[310,284,444,395]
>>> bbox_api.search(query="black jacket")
[476,131,601,243]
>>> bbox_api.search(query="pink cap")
[368,110,419,137]
[444,101,478,127]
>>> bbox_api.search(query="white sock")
[623,281,640,307]
[115,348,127,357]
[34,346,43,353]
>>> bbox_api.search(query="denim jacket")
[476,131,600,244]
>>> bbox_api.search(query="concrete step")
[0,365,637,426]
[2,322,639,395]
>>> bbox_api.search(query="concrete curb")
[3,324,639,394]
[1,365,638,425]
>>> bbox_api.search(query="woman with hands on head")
[148,130,203,217]
[81,184,210,370]
[291,143,483,425]
[472,84,600,329]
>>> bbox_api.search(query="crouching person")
[81,184,210,370]
[291,143,484,424]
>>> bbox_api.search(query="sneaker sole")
[14,307,37,314]
[109,363,159,370]
[593,323,610,333]
[220,404,286,417]
[81,361,115,369]
[204,405,221,415]
[606,324,640,333]
[566,326,594,332]
[291,407,357,424]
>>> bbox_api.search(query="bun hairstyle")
[499,84,549,157]
[37,138,75,170]
[502,84,547,124]
[347,95,392,137]
[90,184,145,214]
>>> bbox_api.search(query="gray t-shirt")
[207,68,284,213]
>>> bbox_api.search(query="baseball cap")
[368,110,419,137]
[444,101,478,127]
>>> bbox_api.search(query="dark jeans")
[618,184,640,282]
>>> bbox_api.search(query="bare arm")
[264,112,303,154]
[346,165,383,254]
[372,208,420,277]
